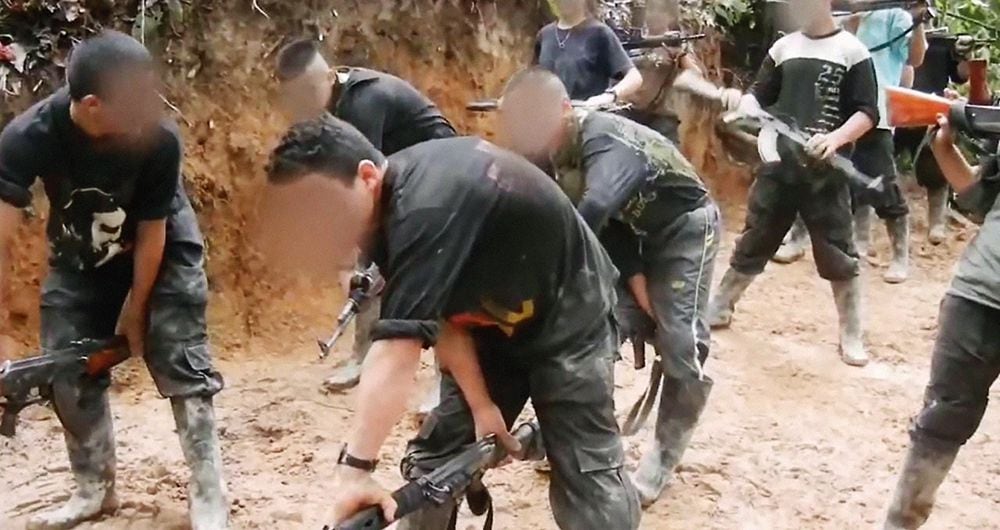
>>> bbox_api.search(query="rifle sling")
[622,357,663,436]
[869,21,918,54]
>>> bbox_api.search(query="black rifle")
[326,421,544,530]
[832,0,935,15]
[0,336,130,437]
[318,264,385,358]
[466,99,631,113]
[621,31,706,51]
[948,101,1000,139]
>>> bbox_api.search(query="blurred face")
[792,0,833,29]
[256,162,381,279]
[78,67,163,142]
[558,0,588,20]
[498,83,570,164]
[277,56,334,123]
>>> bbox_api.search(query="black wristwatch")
[337,446,378,472]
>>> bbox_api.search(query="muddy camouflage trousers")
[615,204,720,381]
[401,319,641,530]
[731,162,860,281]
[910,295,1000,450]
[40,204,224,441]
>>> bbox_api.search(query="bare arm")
[611,68,644,101]
[900,65,915,88]
[833,111,876,146]
[627,274,653,318]
[930,117,977,193]
[908,22,927,67]
[347,338,424,460]
[130,220,167,314]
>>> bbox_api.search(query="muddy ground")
[2,192,998,530]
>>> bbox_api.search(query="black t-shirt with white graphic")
[330,68,457,156]
[0,87,184,271]
[369,137,618,358]
[751,29,879,136]
[534,19,634,100]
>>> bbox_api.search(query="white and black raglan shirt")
[751,29,879,136]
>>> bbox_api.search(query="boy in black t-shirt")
[275,39,456,397]
[258,116,640,530]
[706,0,879,367]
[533,0,643,104]
[0,32,226,530]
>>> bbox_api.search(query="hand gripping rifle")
[886,86,1000,138]
[318,264,385,359]
[0,336,129,437]
[325,421,545,530]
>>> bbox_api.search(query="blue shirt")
[854,8,914,129]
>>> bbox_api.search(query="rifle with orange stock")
[0,336,130,436]
[886,86,1000,138]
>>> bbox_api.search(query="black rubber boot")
[707,269,756,329]
[832,278,868,367]
[884,441,959,530]
[854,205,874,257]
[172,396,228,530]
[927,187,949,245]
[884,216,910,284]
[28,385,118,530]
[632,377,714,508]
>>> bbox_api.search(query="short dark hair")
[502,67,568,99]
[275,38,322,81]
[66,30,153,101]
[268,114,386,184]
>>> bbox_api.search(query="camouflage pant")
[40,203,224,440]
[401,319,641,530]
[731,162,859,281]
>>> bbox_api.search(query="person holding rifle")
[883,110,1000,530]
[258,116,640,530]
[274,39,456,405]
[706,0,879,367]
[895,31,975,244]
[534,0,644,106]
[0,31,226,530]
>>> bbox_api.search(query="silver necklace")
[556,27,572,49]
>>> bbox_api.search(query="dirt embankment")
[1,0,549,353]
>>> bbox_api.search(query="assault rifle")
[466,99,631,113]
[832,0,935,17]
[0,336,130,437]
[318,264,384,359]
[326,421,545,530]
[621,31,706,51]
[668,71,886,198]
[887,86,1000,138]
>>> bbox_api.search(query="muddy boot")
[322,358,362,393]
[884,441,959,530]
[927,188,949,245]
[854,205,874,257]
[172,396,228,530]
[632,377,713,508]
[831,278,868,367]
[28,393,117,530]
[884,216,910,284]
[394,500,457,530]
[707,269,756,329]
[773,218,809,264]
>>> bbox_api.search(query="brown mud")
[2,1,999,528]
[3,205,999,529]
